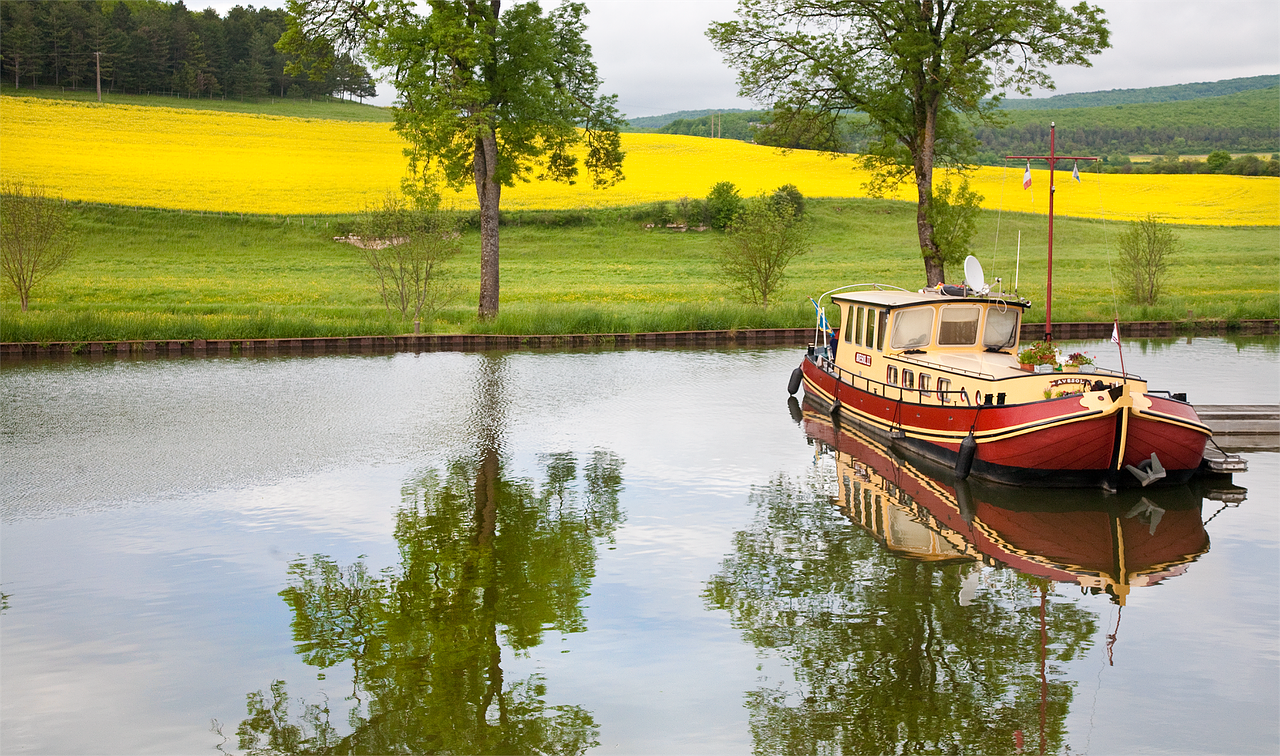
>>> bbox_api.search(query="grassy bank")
[2,198,1276,343]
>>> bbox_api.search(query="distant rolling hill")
[629,76,1279,159]
[996,74,1279,110]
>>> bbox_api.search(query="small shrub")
[713,194,811,307]
[769,184,805,219]
[1116,214,1178,305]
[706,181,742,230]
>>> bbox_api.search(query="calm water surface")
[1,337,1276,754]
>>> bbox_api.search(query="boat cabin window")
[937,377,951,402]
[843,306,855,343]
[983,307,1020,350]
[886,365,898,385]
[938,305,981,346]
[855,307,864,345]
[877,310,889,351]
[889,308,935,350]
[865,309,876,349]
[920,374,932,396]
[902,369,914,389]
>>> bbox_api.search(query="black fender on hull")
[787,366,803,395]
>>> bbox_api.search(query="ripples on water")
[1,338,1276,754]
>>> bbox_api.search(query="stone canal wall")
[1,320,1275,360]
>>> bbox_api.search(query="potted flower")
[1017,341,1059,372]
[1065,351,1095,373]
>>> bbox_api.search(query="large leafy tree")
[708,0,1109,286]
[281,0,625,319]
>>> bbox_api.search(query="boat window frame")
[865,308,876,350]
[877,310,888,351]
[886,365,898,385]
[889,307,936,350]
[843,304,855,343]
[920,373,931,397]
[855,307,864,346]
[982,306,1021,350]
[937,377,952,403]
[902,368,914,390]
[937,304,982,346]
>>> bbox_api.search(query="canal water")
[1,336,1276,754]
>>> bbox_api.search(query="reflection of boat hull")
[800,355,1209,489]
[802,407,1213,603]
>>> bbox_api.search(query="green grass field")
[2,198,1276,343]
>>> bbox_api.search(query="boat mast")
[1007,124,1098,342]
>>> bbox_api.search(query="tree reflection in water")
[705,472,1097,755]
[231,356,625,754]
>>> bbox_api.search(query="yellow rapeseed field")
[2,96,1276,224]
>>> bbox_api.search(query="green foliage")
[284,0,624,320]
[0,0,368,101]
[768,184,805,219]
[1,199,1275,343]
[705,181,743,230]
[1017,340,1059,365]
[236,444,624,752]
[352,196,461,322]
[998,74,1279,110]
[1117,214,1179,305]
[703,472,1097,754]
[715,194,811,307]
[975,87,1280,162]
[708,0,1110,286]
[625,108,765,130]
[654,110,766,141]
[1,180,75,312]
[926,177,984,277]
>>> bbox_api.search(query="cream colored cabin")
[823,288,1138,406]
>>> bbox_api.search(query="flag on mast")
[1111,322,1121,345]
[1023,161,1032,189]
[1073,160,1081,182]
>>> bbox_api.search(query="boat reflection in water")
[795,398,1244,605]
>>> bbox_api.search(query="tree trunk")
[475,129,501,320]
[915,101,946,287]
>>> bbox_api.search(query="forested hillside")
[998,74,1279,109]
[0,0,374,101]
[626,108,761,130]
[976,87,1280,161]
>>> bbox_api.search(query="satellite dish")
[963,255,988,294]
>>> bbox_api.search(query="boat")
[798,402,1230,603]
[789,266,1212,489]
[787,125,1213,489]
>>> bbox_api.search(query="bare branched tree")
[1,180,75,312]
[1116,214,1178,305]
[353,197,461,325]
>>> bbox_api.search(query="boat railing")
[815,354,979,407]
[891,352,995,381]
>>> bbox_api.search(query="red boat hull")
[800,356,1209,488]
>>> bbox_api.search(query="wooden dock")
[1199,405,1280,451]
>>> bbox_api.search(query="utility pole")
[94,51,102,102]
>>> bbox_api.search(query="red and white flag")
[1023,161,1032,189]
[1111,322,1121,344]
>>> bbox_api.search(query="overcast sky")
[206,0,1279,117]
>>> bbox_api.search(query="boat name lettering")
[1049,377,1094,388]
[855,352,872,366]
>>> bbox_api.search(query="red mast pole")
[1007,123,1098,344]
[1046,124,1056,342]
